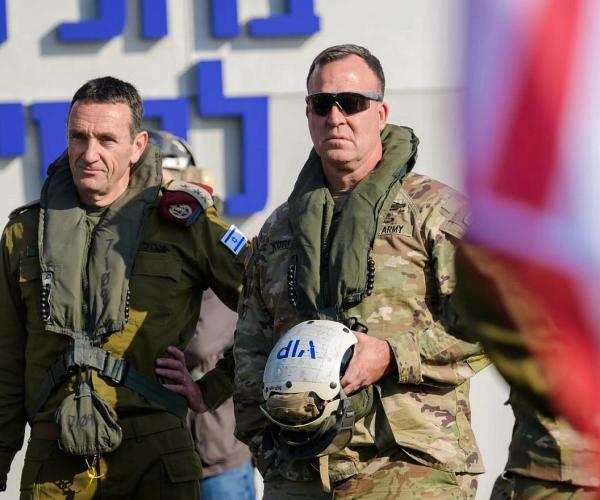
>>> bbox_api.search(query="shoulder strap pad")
[8,199,40,220]
[159,181,214,227]
[440,198,470,240]
[166,181,214,209]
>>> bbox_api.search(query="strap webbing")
[373,384,396,454]
[28,343,188,421]
[319,454,331,493]
[122,367,188,420]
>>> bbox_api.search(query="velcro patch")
[221,225,248,255]
[440,208,470,239]
[159,181,213,227]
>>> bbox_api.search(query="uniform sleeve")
[196,346,235,410]
[199,207,246,312]
[386,200,490,386]
[0,224,28,486]
[232,238,273,467]
[192,207,246,409]
[453,243,552,414]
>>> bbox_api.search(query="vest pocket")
[128,252,182,327]
[19,255,41,282]
[18,256,44,331]
[161,448,203,483]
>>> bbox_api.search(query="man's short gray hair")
[306,44,385,95]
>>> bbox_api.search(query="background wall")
[0,1,514,498]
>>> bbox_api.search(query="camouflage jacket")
[507,391,600,486]
[233,171,489,483]
[454,243,600,487]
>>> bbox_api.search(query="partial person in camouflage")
[233,44,489,499]
[454,243,600,499]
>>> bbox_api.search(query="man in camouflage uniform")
[0,77,246,498]
[454,243,600,499]
[233,44,489,499]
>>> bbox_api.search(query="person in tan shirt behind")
[149,131,256,500]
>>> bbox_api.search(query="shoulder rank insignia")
[159,181,213,227]
[8,199,40,220]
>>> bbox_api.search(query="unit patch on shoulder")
[221,224,248,255]
[159,181,214,227]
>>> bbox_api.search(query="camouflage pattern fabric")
[454,243,600,492]
[233,166,489,488]
[506,391,600,487]
[261,450,478,499]
[491,472,600,500]
[334,453,478,499]
[453,243,552,414]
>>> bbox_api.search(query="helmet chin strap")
[275,388,356,461]
[319,454,331,493]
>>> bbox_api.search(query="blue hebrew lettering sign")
[196,60,269,215]
[58,0,126,42]
[0,104,24,156]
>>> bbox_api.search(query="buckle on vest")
[344,317,368,334]
[101,354,129,385]
[64,339,129,385]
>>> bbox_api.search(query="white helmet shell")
[262,320,357,403]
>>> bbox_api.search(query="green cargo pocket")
[129,253,181,327]
[161,449,203,483]
[18,255,44,331]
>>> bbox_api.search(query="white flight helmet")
[262,320,372,459]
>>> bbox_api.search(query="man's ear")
[130,130,148,164]
[378,101,389,131]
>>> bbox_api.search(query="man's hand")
[340,332,394,395]
[155,346,208,413]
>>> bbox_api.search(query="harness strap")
[28,342,188,421]
[373,383,396,454]
[319,455,331,493]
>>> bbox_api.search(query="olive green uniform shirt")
[0,198,245,486]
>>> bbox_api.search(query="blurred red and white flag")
[464,0,600,435]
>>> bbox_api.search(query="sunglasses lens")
[308,94,336,116]
[307,93,372,116]
[337,93,369,115]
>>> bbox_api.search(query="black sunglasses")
[305,92,384,116]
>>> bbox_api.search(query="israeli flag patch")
[221,225,248,255]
